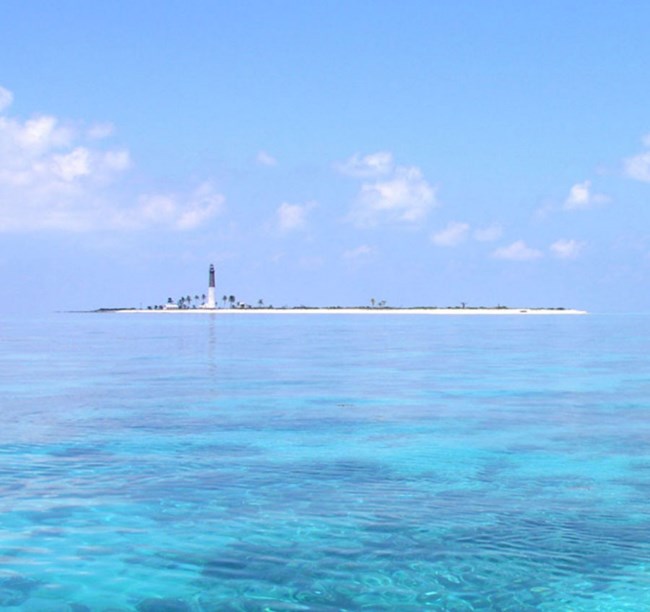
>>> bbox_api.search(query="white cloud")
[127,182,224,231]
[564,180,608,210]
[564,181,590,209]
[342,244,375,259]
[429,221,503,248]
[339,151,437,226]
[7,115,73,152]
[53,147,91,181]
[492,240,543,261]
[0,86,13,113]
[349,164,437,226]
[623,135,650,182]
[0,87,223,232]
[179,182,225,229]
[276,201,315,232]
[624,151,650,183]
[473,224,503,242]
[337,151,394,178]
[137,194,177,223]
[550,238,585,259]
[0,114,129,231]
[256,150,277,167]
[431,221,470,246]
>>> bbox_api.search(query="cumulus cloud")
[625,153,650,182]
[564,180,608,210]
[550,238,585,259]
[4,114,73,152]
[624,138,650,182]
[0,86,224,232]
[492,240,543,261]
[342,152,437,227]
[276,201,315,232]
[430,221,470,246]
[256,150,277,167]
[339,151,437,226]
[178,182,225,229]
[429,221,502,247]
[53,147,92,181]
[0,110,129,230]
[336,151,394,178]
[131,182,224,231]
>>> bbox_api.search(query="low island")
[96,265,587,315]
[104,306,587,316]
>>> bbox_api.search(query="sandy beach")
[113,308,587,316]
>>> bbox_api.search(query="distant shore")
[103,307,588,316]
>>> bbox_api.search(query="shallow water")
[1,313,650,610]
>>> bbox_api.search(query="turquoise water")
[1,313,650,611]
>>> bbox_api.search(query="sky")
[2,1,650,313]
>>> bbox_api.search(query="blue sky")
[2,1,650,313]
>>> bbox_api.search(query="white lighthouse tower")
[206,264,216,309]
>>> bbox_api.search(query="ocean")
[1,312,649,611]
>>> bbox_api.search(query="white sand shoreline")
[110,308,587,316]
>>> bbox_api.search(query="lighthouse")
[206,264,216,308]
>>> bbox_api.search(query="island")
[96,265,587,315]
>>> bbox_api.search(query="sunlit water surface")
[1,313,650,611]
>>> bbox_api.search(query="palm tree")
[370,298,376,308]
[258,299,264,308]
[222,295,228,308]
[229,295,236,308]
